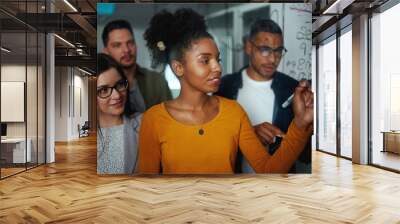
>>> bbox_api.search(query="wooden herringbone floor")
[1,135,400,224]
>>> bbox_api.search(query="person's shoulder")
[124,113,143,130]
[217,96,246,115]
[139,104,163,127]
[274,72,299,88]
[138,66,163,79]
[221,70,242,83]
[139,66,170,91]
[216,68,244,97]
[126,112,143,122]
[144,103,164,116]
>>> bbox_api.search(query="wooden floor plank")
[0,135,399,223]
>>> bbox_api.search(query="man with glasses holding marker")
[216,19,311,173]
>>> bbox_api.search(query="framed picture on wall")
[1,81,25,122]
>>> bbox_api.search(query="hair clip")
[157,41,166,51]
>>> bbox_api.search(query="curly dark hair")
[143,8,213,67]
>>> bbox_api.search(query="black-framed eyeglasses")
[250,41,287,58]
[97,79,128,99]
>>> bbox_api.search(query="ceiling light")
[54,34,75,48]
[75,43,85,48]
[63,0,78,12]
[76,48,85,55]
[1,47,11,53]
[322,0,355,15]
[77,67,93,76]
[322,0,340,14]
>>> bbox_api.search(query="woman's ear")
[171,60,184,78]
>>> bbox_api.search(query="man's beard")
[253,64,275,79]
[119,59,136,70]
[121,63,135,70]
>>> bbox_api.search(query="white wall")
[1,65,26,139]
[1,65,38,137]
[55,67,68,141]
[72,73,89,138]
[55,67,89,141]
[1,63,46,164]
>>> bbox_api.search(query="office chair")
[78,121,90,138]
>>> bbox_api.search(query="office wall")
[55,67,68,141]
[88,77,97,133]
[1,63,45,168]
[54,67,89,141]
[1,82,24,122]
[1,2,47,178]
[0,65,42,139]
[73,72,89,138]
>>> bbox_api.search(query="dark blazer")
[136,65,172,109]
[215,66,311,173]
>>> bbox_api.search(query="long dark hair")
[98,53,126,80]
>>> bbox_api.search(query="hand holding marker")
[282,79,311,108]
[281,94,294,108]
[274,79,312,142]
[261,78,312,143]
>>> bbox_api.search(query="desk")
[1,138,32,163]
[381,131,400,154]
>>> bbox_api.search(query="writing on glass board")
[285,5,312,80]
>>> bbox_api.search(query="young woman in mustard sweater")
[138,9,313,174]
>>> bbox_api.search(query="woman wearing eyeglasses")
[138,9,313,174]
[97,53,141,174]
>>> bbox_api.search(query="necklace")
[198,128,204,135]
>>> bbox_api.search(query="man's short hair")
[102,20,133,46]
[249,19,282,40]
